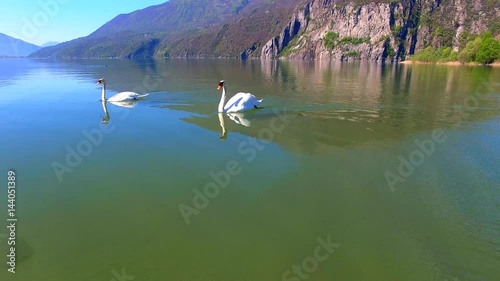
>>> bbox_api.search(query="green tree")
[475,32,500,64]
[458,37,482,63]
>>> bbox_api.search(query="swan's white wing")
[224,92,262,112]
[108,91,148,102]
[107,91,137,101]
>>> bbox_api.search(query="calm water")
[0,59,499,281]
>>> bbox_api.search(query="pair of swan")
[97,78,263,113]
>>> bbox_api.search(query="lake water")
[0,59,499,281]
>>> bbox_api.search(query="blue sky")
[0,0,168,46]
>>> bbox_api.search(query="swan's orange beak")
[217,85,222,90]
[96,81,102,85]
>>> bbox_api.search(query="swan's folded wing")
[224,92,260,112]
[107,91,138,101]
[224,94,244,112]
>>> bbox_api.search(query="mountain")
[30,0,499,61]
[30,0,305,59]
[0,33,40,57]
[41,41,60,47]
[262,0,500,61]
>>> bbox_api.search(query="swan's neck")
[101,82,107,101]
[218,85,227,112]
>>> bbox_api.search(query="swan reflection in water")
[217,112,254,140]
[227,112,251,127]
[218,113,228,140]
[100,100,138,125]
[101,100,111,125]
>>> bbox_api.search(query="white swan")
[97,78,149,102]
[217,80,262,113]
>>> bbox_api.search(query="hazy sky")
[0,0,168,46]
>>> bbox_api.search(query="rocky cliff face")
[30,0,498,60]
[260,0,499,61]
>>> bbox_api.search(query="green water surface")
[0,59,499,281]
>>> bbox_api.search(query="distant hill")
[41,41,59,47]
[30,0,499,61]
[30,0,305,59]
[0,33,40,57]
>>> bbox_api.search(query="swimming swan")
[97,78,149,102]
[217,80,262,113]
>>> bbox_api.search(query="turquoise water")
[0,59,499,281]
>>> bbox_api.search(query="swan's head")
[217,80,226,90]
[96,78,106,85]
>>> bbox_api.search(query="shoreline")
[3,57,499,66]
[400,60,500,67]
